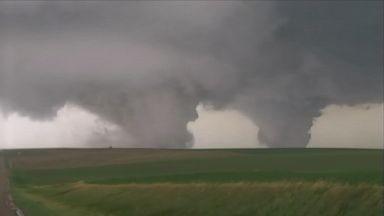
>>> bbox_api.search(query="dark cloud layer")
[0,1,382,148]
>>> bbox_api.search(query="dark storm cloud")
[0,1,382,148]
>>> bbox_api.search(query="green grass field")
[4,148,383,216]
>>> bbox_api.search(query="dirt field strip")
[0,154,23,216]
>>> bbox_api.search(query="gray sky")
[0,1,382,149]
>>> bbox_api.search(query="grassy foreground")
[13,182,383,216]
[4,148,384,216]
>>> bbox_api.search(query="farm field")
[3,148,383,216]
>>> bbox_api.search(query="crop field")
[3,148,383,216]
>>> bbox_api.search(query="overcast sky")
[0,1,382,149]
